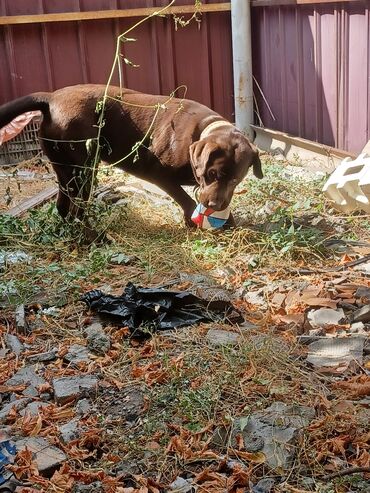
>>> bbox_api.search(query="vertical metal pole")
[231,0,254,140]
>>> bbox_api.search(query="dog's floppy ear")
[250,143,263,179]
[189,140,221,183]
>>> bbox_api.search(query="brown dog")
[0,84,262,227]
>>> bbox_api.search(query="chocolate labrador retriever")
[0,84,262,227]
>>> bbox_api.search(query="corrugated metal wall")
[1,1,370,153]
[252,1,370,153]
[0,0,234,120]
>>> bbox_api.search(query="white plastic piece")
[323,154,370,213]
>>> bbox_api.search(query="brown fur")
[0,84,262,227]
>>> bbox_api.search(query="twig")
[322,466,370,480]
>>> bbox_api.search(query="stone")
[64,345,90,365]
[100,387,144,422]
[109,253,135,266]
[40,393,52,401]
[179,272,215,286]
[0,250,32,267]
[83,322,103,337]
[6,366,46,388]
[59,419,80,443]
[168,477,194,492]
[307,308,345,328]
[72,481,103,493]
[297,335,326,345]
[196,286,232,303]
[19,401,50,417]
[15,304,29,334]
[27,350,57,363]
[355,286,370,301]
[86,331,111,356]
[206,329,240,346]
[75,398,92,416]
[252,478,276,493]
[211,402,315,471]
[238,320,258,331]
[22,385,39,398]
[349,322,368,334]
[16,437,66,473]
[351,305,370,323]
[53,375,98,405]
[0,398,31,423]
[4,334,24,356]
[307,337,364,367]
[243,289,267,307]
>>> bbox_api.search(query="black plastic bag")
[81,282,242,336]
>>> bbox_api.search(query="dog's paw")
[184,215,197,229]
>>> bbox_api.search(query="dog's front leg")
[152,180,197,227]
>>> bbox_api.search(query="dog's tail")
[0,93,51,129]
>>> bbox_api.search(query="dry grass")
[1,155,370,491]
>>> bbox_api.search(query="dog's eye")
[208,170,218,182]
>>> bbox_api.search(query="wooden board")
[0,3,231,26]
[5,186,58,217]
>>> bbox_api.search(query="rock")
[6,366,46,388]
[349,322,368,334]
[196,286,232,303]
[75,398,92,416]
[19,401,50,417]
[252,478,276,493]
[351,305,370,323]
[59,419,80,443]
[179,272,215,286]
[64,344,90,365]
[86,329,111,356]
[238,320,258,331]
[307,308,345,328]
[83,322,103,337]
[27,350,57,363]
[168,476,194,492]
[113,458,140,477]
[211,402,315,470]
[297,335,326,345]
[307,337,364,367]
[72,482,103,493]
[109,253,135,265]
[207,329,240,346]
[4,334,24,356]
[355,286,370,301]
[100,387,144,422]
[40,393,52,401]
[22,385,39,397]
[243,289,267,307]
[16,437,66,473]
[53,375,98,405]
[15,304,29,334]
[0,398,31,423]
[0,250,32,267]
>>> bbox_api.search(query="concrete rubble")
[53,375,98,405]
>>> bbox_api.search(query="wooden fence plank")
[0,3,231,26]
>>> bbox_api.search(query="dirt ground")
[0,155,369,493]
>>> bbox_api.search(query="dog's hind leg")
[45,143,100,242]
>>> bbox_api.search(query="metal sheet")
[0,0,234,122]
[252,2,370,153]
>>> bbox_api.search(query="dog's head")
[189,130,263,210]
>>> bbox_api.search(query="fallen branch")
[322,466,370,481]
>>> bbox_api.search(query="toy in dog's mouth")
[191,203,231,229]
